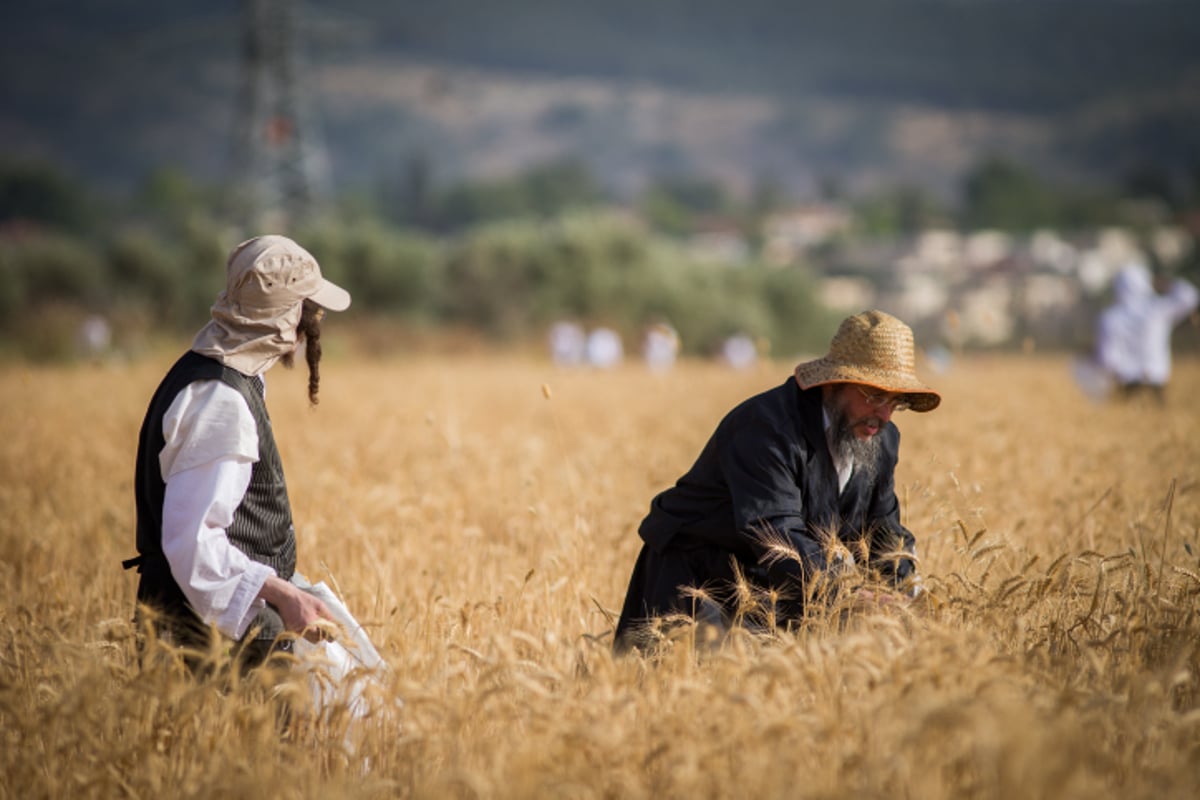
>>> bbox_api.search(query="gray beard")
[826,398,883,487]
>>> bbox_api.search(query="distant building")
[894,274,950,322]
[1029,230,1078,274]
[1020,272,1081,344]
[964,230,1014,270]
[818,276,876,312]
[761,204,853,266]
[955,279,1016,346]
[898,229,962,278]
[810,222,1187,350]
[688,217,750,265]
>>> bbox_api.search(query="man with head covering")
[1096,261,1198,405]
[614,310,939,652]
[125,235,352,672]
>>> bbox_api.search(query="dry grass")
[2,348,1199,799]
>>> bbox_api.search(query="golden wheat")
[1,348,1198,798]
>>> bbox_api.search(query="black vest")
[130,351,296,647]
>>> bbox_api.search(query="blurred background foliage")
[1,150,1198,363]
[0,155,840,361]
[3,2,1199,362]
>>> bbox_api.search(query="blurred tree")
[435,210,832,354]
[8,233,107,308]
[300,222,443,318]
[372,153,434,229]
[0,240,28,321]
[762,266,840,354]
[817,174,844,203]
[854,183,946,236]
[522,160,604,216]
[638,188,691,237]
[399,153,433,228]
[0,232,110,361]
[435,181,528,232]
[1122,163,1178,210]
[639,175,730,235]
[441,221,536,336]
[106,231,186,320]
[1056,186,1124,230]
[748,175,787,218]
[0,160,94,234]
[960,157,1057,231]
[130,168,223,235]
[427,159,604,232]
[1120,160,1200,219]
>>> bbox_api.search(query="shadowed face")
[823,383,909,485]
[830,383,906,440]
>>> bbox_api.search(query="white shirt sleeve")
[160,380,259,478]
[160,379,276,640]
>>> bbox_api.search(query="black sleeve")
[865,428,917,586]
[719,413,824,584]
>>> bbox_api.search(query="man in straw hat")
[125,235,354,673]
[614,309,939,652]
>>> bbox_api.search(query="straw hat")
[793,309,940,412]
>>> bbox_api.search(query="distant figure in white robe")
[586,327,624,369]
[548,321,587,367]
[1096,262,1198,405]
[721,333,758,370]
[642,322,680,372]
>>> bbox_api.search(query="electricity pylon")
[231,0,328,231]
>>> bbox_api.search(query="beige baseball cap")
[191,235,350,375]
[224,235,350,313]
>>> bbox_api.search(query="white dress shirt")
[159,377,276,640]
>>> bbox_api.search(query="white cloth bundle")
[289,574,392,725]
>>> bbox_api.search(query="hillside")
[1,0,1198,200]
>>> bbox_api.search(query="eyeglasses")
[856,385,911,412]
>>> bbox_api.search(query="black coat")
[615,377,916,647]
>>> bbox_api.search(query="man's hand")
[258,575,336,642]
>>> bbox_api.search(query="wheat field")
[1,346,1199,799]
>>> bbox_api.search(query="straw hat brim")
[794,357,941,412]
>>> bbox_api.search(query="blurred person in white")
[721,332,758,370]
[548,319,587,367]
[642,321,680,373]
[1097,261,1198,405]
[124,235,365,677]
[615,310,939,653]
[586,325,624,368]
